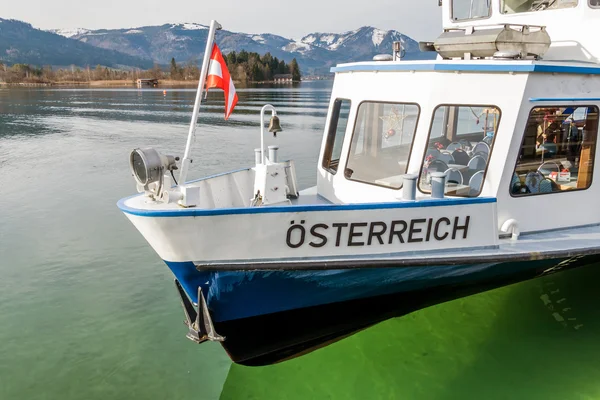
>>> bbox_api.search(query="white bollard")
[431,172,446,199]
[268,145,279,163]
[402,174,418,201]
[255,148,262,166]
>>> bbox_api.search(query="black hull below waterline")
[213,257,596,366]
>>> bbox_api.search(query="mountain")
[0,18,154,69]
[56,24,432,74]
[301,27,422,60]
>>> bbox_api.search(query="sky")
[3,0,443,41]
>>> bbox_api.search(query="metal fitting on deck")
[501,219,520,241]
[268,145,279,163]
[431,172,446,199]
[255,148,262,166]
[402,174,418,201]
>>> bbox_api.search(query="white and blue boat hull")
[119,187,600,364]
[165,255,593,365]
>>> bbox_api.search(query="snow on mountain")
[283,41,311,54]
[371,28,387,47]
[179,23,208,30]
[329,37,345,50]
[303,35,316,44]
[49,28,91,38]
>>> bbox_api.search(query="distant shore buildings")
[136,78,159,87]
[273,74,293,83]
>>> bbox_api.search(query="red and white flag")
[206,44,238,120]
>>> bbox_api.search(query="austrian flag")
[206,44,238,120]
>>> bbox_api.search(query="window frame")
[343,100,421,190]
[418,103,502,198]
[509,104,598,198]
[451,0,493,21]
[321,98,352,175]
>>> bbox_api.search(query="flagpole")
[178,19,222,185]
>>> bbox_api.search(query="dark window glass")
[452,0,491,20]
[322,99,351,174]
[419,105,500,197]
[511,106,598,196]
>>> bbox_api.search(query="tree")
[263,64,272,81]
[260,53,273,68]
[43,65,55,81]
[170,57,181,80]
[237,50,249,64]
[270,57,278,74]
[290,58,301,81]
[250,63,264,82]
[150,64,162,79]
[182,61,200,80]
[226,51,237,65]
[94,64,103,80]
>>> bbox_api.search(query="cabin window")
[590,0,600,7]
[345,102,420,189]
[322,99,351,174]
[419,105,500,197]
[510,106,598,196]
[452,0,491,20]
[501,0,578,14]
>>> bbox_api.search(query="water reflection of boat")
[119,1,600,365]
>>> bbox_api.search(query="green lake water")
[1,83,600,399]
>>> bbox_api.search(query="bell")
[268,115,282,137]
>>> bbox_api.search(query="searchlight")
[129,148,179,199]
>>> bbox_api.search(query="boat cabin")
[317,1,600,235]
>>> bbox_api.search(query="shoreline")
[0,78,310,88]
[0,79,200,88]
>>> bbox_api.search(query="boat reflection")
[222,263,600,398]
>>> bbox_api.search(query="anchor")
[174,279,225,344]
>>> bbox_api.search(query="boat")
[118,1,600,366]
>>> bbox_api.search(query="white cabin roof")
[331,59,600,75]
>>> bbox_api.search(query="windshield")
[345,102,420,189]
[452,0,491,20]
[420,105,500,197]
[501,0,578,13]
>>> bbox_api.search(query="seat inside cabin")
[420,105,499,197]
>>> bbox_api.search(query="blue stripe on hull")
[164,258,567,323]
